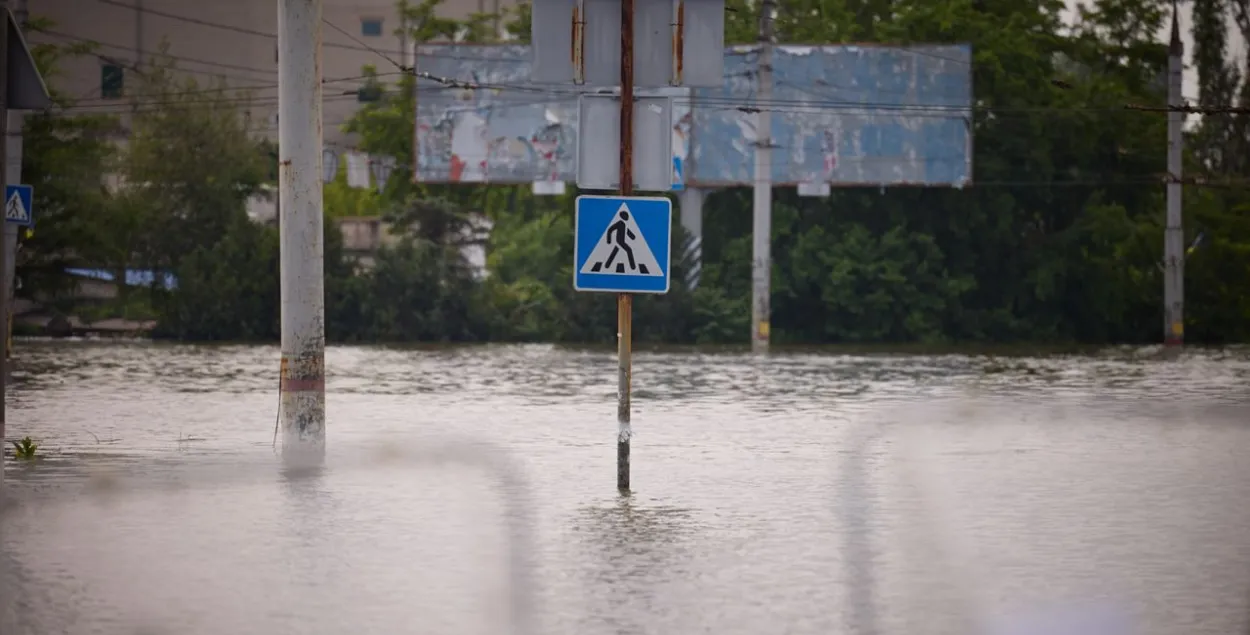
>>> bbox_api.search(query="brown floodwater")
[2,340,1248,634]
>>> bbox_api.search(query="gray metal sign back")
[531,0,724,88]
[577,94,673,191]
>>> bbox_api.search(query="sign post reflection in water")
[277,0,327,463]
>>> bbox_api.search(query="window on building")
[360,18,383,37]
[100,63,125,99]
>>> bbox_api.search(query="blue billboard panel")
[691,44,972,187]
[413,44,972,187]
[415,45,578,184]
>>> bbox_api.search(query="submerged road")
[2,341,1249,634]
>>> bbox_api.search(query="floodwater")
[1,340,1249,635]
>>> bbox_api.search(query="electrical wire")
[90,0,525,62]
[70,71,407,106]
[29,15,1248,190]
[321,17,405,72]
[36,29,280,79]
[39,23,1228,118]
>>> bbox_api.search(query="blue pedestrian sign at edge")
[5,185,33,227]
[574,195,672,294]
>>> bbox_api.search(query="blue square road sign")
[4,184,34,227]
[573,195,672,294]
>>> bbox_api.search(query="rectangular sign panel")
[576,95,674,192]
[415,46,579,184]
[693,45,973,187]
[413,44,972,187]
[532,0,725,88]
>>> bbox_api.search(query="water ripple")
[2,341,1249,634]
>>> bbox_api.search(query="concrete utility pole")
[277,0,327,463]
[4,0,25,362]
[679,188,704,288]
[751,0,775,353]
[1164,3,1184,347]
[135,0,143,65]
[0,1,10,465]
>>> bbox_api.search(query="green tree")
[112,43,275,337]
[156,218,280,340]
[121,44,269,278]
[324,160,386,218]
[18,20,121,299]
[1182,0,1250,341]
[30,0,1250,345]
[1191,0,1241,173]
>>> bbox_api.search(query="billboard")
[414,44,972,188]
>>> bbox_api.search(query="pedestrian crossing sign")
[574,195,672,294]
[4,185,33,227]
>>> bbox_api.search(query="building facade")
[30,0,517,146]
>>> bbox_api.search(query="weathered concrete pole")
[750,0,775,353]
[1163,3,1184,347]
[0,1,10,479]
[277,0,326,464]
[3,0,27,367]
[679,187,704,288]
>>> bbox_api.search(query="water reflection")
[839,429,879,635]
[572,498,700,634]
[1,342,1248,633]
[275,465,347,634]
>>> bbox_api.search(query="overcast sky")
[1065,0,1248,102]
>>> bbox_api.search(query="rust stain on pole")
[571,3,582,83]
[673,0,685,85]
[620,0,634,195]
[280,353,327,393]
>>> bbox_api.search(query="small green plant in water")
[12,436,37,460]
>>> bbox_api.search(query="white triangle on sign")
[5,192,28,223]
[579,203,663,276]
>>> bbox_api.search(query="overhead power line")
[321,18,405,72]
[37,28,278,78]
[47,66,1241,120]
[62,91,366,114]
[95,0,409,57]
[70,71,406,106]
[1125,103,1250,115]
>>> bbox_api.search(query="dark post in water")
[617,0,635,493]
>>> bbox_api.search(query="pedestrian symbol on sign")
[573,195,671,294]
[579,204,662,277]
[5,195,25,222]
[4,185,34,227]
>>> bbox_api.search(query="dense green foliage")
[22,0,1250,345]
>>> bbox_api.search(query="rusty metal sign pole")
[616,0,635,494]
